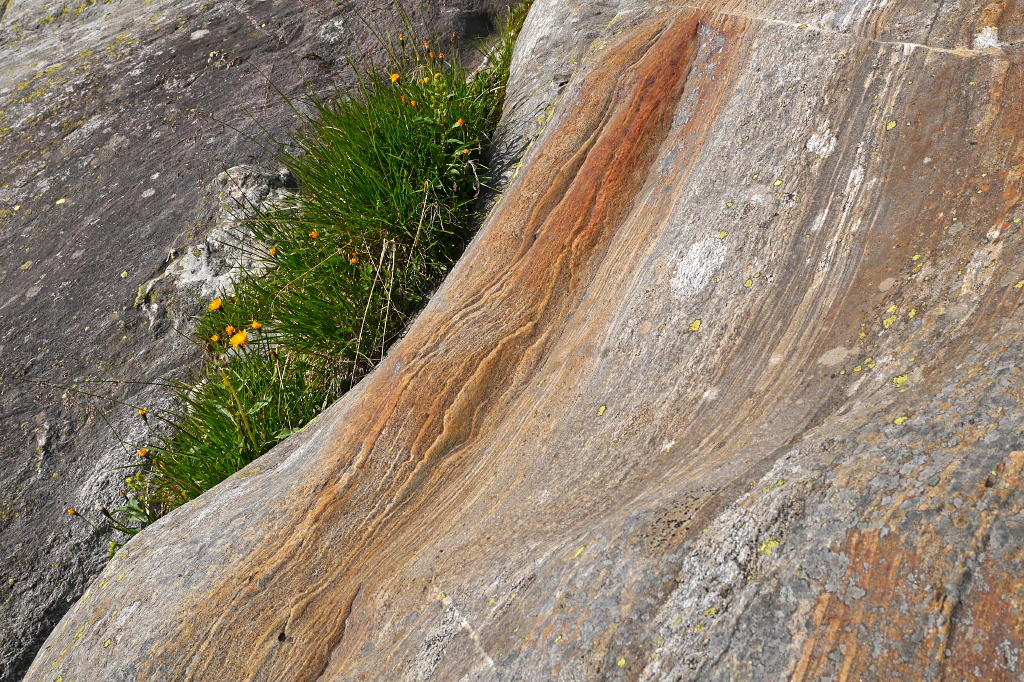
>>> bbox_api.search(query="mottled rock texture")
[0,1,504,679]
[22,0,1024,680]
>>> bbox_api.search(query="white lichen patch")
[670,236,727,301]
[973,26,1001,50]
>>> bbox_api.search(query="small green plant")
[95,2,533,542]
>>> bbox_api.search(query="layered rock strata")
[25,0,1024,679]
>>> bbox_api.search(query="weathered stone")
[21,0,1024,680]
[0,1,508,679]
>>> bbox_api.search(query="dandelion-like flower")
[229,329,248,349]
[309,231,320,239]
[137,448,148,458]
[456,118,464,126]
[209,298,223,311]
[268,347,277,356]
[398,33,404,41]
[225,326,236,335]
[268,248,277,256]
[423,40,429,48]
[438,53,445,59]
[67,508,76,515]
[422,76,430,84]
[410,100,416,107]
[210,334,220,342]
[137,408,147,416]
[350,256,359,264]
[250,321,262,330]
[428,51,435,58]
[390,73,400,83]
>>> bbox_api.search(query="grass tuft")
[102,2,533,539]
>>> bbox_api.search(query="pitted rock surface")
[21,0,1024,680]
[0,0,506,679]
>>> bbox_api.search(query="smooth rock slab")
[26,0,1024,679]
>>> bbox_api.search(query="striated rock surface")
[25,0,1024,680]
[0,1,504,679]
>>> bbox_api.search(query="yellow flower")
[422,76,430,84]
[250,320,262,330]
[309,231,320,239]
[210,334,220,343]
[209,297,223,311]
[390,73,400,83]
[268,247,277,256]
[350,256,359,264]
[67,508,77,515]
[225,326,236,335]
[137,448,148,458]
[229,329,248,349]
[137,408,147,416]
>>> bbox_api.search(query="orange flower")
[225,326,236,335]
[456,118,464,126]
[309,231,320,239]
[137,448,148,458]
[428,51,435,58]
[423,40,429,48]
[390,72,400,83]
[229,329,248,349]
[250,320,262,330]
[268,247,277,256]
[350,256,359,264]
[438,53,445,59]
[268,347,277,355]
[398,32,404,41]
[209,297,223,311]
[401,95,406,103]
[410,100,416,107]
[463,148,470,154]
[137,408,147,416]
[210,334,220,342]
[67,508,77,515]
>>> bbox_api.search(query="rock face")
[0,1,504,679]
[23,0,1024,680]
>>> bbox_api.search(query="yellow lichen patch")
[892,374,908,387]
[688,319,701,332]
[597,405,606,416]
[893,415,908,425]
[886,120,897,130]
[572,546,586,559]
[773,179,783,186]
[703,606,718,616]
[744,279,753,288]
[883,315,897,329]
[908,308,916,318]
[886,304,898,313]
[854,365,862,372]
[912,254,922,261]
[757,538,780,555]
[718,230,728,239]
[864,358,876,369]
[618,658,626,667]
[1014,280,1024,290]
